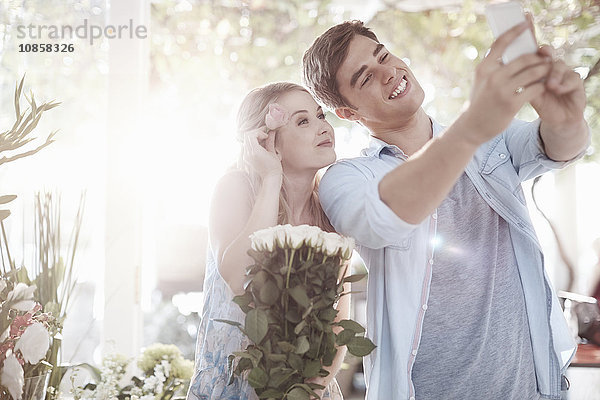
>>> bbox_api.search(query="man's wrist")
[445,111,485,151]
[540,117,587,138]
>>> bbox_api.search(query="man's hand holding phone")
[485,2,538,64]
[484,1,587,160]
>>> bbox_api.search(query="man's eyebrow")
[350,65,367,88]
[373,43,384,57]
[350,43,385,88]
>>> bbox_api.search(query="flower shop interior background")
[1,0,599,398]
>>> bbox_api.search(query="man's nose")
[380,64,396,84]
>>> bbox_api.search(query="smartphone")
[485,2,538,64]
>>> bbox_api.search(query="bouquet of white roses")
[217,224,375,400]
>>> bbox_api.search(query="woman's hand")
[242,127,283,180]
[305,376,326,399]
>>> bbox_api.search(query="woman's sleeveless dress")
[187,247,343,400]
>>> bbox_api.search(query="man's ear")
[335,107,360,122]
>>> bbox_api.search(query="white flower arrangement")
[71,344,193,400]
[250,224,355,260]
[0,281,54,400]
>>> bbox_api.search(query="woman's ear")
[273,134,283,161]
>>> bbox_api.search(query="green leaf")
[266,353,287,362]
[346,336,377,357]
[300,304,313,320]
[337,319,366,334]
[233,292,253,313]
[294,335,309,355]
[294,320,306,335]
[269,367,296,388]
[253,270,269,287]
[285,308,301,324]
[259,389,284,398]
[311,316,324,332]
[287,353,303,372]
[248,366,268,389]
[245,308,269,344]
[288,286,310,309]
[0,195,17,205]
[0,210,10,221]
[318,308,338,322]
[259,279,280,306]
[273,273,284,289]
[248,347,264,366]
[236,357,253,374]
[213,319,242,328]
[302,360,321,378]
[335,329,355,346]
[227,354,235,385]
[14,267,31,285]
[293,383,321,398]
[342,273,367,284]
[232,351,254,360]
[286,387,310,400]
[277,341,296,353]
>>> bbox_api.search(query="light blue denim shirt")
[319,118,590,400]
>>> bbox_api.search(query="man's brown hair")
[302,20,379,111]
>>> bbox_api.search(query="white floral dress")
[186,248,343,400]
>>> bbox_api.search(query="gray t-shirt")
[411,173,541,399]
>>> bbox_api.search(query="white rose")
[14,322,50,365]
[286,226,306,249]
[274,225,289,249]
[250,227,274,252]
[9,300,36,312]
[293,225,322,248]
[306,226,324,248]
[340,236,355,260]
[250,232,264,251]
[0,350,24,400]
[262,227,278,252]
[6,283,37,312]
[320,232,343,257]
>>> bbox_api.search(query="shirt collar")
[361,118,445,159]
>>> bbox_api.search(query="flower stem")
[284,249,296,340]
[285,249,296,289]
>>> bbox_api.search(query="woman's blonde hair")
[236,82,334,232]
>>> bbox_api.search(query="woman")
[187,82,348,400]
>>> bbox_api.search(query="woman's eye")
[298,118,308,126]
[361,74,372,87]
[380,53,388,62]
[317,113,325,119]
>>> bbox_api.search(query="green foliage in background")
[149,0,599,157]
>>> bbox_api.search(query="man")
[302,19,589,400]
